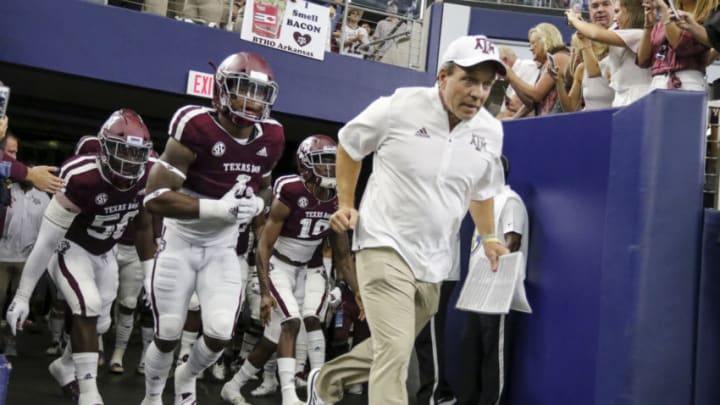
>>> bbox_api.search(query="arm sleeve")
[14,198,77,300]
[338,96,392,161]
[615,29,644,54]
[500,198,527,235]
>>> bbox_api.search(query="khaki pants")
[316,247,440,405]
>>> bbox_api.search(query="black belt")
[272,249,305,267]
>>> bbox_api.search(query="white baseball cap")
[440,35,506,75]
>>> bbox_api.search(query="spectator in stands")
[588,0,617,29]
[505,23,571,116]
[182,0,224,26]
[496,46,539,119]
[369,1,410,66]
[551,33,613,111]
[674,7,720,53]
[457,155,529,405]
[0,108,63,194]
[574,0,619,107]
[566,0,653,106]
[339,8,370,59]
[142,0,185,17]
[637,0,714,91]
[327,5,336,52]
[0,135,51,357]
[235,0,245,31]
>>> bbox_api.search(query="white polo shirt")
[0,183,51,262]
[339,86,505,282]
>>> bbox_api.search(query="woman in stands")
[636,0,715,91]
[506,22,571,117]
[566,0,653,106]
[550,33,612,112]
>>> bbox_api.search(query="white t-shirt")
[582,56,615,111]
[607,29,652,107]
[339,86,505,282]
[340,25,369,58]
[0,184,51,261]
[507,59,540,98]
[470,185,529,311]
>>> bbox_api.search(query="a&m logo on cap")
[474,36,496,55]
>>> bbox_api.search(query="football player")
[6,109,156,405]
[221,135,362,405]
[74,135,160,375]
[140,51,284,405]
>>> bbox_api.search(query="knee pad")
[117,295,138,310]
[157,314,184,341]
[203,310,235,341]
[263,315,282,344]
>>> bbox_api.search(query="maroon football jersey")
[59,155,147,255]
[169,105,285,198]
[72,135,156,246]
[272,174,337,263]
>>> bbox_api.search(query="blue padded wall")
[446,108,615,404]
[596,91,705,405]
[447,91,706,405]
[696,209,720,405]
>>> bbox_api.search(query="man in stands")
[140,51,285,405]
[6,109,156,405]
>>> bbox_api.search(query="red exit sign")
[186,70,214,99]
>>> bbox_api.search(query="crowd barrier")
[445,90,708,405]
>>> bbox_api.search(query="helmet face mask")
[214,52,279,126]
[297,135,337,190]
[98,109,153,189]
[101,136,151,179]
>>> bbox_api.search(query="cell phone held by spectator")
[0,85,9,118]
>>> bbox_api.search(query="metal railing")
[706,100,720,208]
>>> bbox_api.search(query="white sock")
[295,326,307,374]
[73,352,99,395]
[277,357,299,402]
[239,329,260,360]
[232,359,260,387]
[114,312,134,351]
[176,337,221,396]
[97,336,104,353]
[307,329,326,369]
[143,342,174,399]
[51,343,76,385]
[187,337,222,376]
[179,330,198,361]
[264,352,278,381]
